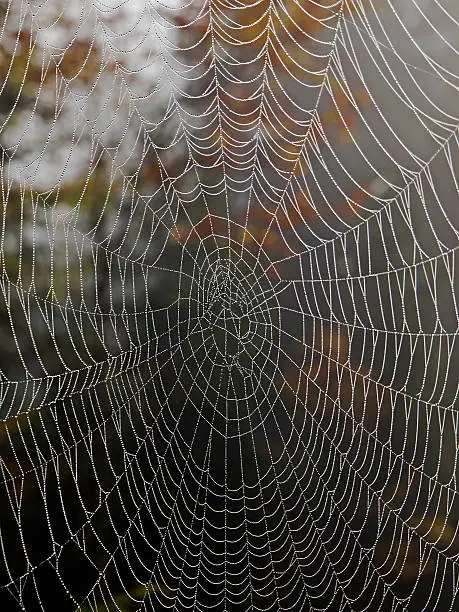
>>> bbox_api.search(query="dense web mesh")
[0,0,458,610]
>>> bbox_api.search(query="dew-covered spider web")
[0,0,458,610]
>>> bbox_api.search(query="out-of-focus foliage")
[78,583,170,612]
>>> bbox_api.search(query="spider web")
[0,0,458,610]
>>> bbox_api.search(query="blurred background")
[0,0,458,610]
